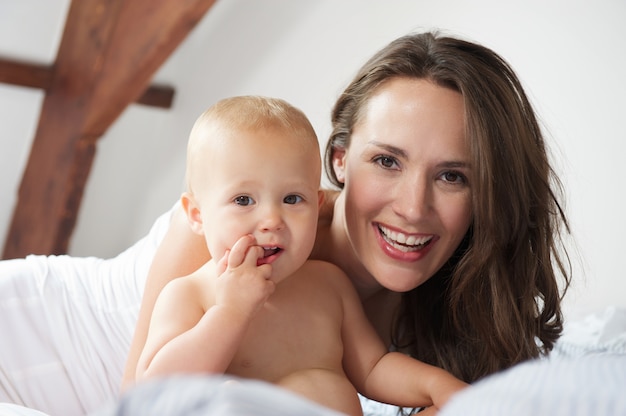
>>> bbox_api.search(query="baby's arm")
[359,351,467,410]
[337,269,467,410]
[136,235,274,381]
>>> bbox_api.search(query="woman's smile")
[374,223,437,261]
[376,223,434,252]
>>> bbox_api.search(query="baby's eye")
[373,155,399,170]
[234,195,255,206]
[284,195,303,205]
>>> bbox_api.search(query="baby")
[135,96,467,415]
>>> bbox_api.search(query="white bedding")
[93,375,346,416]
[440,354,626,416]
[1,202,625,416]
[0,205,173,416]
[439,307,626,415]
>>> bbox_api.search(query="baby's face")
[194,124,322,283]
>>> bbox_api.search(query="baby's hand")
[214,235,275,320]
[432,375,468,411]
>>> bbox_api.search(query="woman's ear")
[181,192,204,235]
[332,147,347,184]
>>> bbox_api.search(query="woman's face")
[333,77,472,292]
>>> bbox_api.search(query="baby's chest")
[228,290,345,380]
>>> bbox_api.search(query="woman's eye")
[234,196,254,206]
[440,171,466,185]
[374,155,398,169]
[284,195,303,205]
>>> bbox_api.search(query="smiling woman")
[319,31,572,384]
[329,78,472,293]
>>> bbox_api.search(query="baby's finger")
[256,263,273,280]
[243,245,265,266]
[215,250,229,276]
[227,234,256,268]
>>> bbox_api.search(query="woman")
[123,29,572,389]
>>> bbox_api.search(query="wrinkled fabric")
[440,354,626,416]
[93,375,345,416]
[0,205,174,416]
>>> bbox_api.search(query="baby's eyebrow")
[367,141,407,158]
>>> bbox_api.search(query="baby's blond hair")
[185,96,318,194]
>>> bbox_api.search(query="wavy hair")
[325,31,572,382]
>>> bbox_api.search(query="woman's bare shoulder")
[299,260,355,295]
[301,259,345,275]
[159,265,212,306]
[318,189,339,225]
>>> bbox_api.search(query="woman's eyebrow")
[367,141,407,158]
[368,141,470,168]
[438,161,471,169]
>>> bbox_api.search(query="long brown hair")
[325,31,571,383]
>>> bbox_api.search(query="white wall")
[1,0,625,320]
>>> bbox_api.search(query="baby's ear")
[317,190,325,209]
[181,192,204,235]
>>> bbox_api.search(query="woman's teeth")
[378,225,432,252]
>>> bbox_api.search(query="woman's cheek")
[443,192,472,243]
[347,168,389,214]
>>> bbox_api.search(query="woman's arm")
[121,204,211,391]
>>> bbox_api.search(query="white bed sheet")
[439,306,626,415]
[0,205,174,416]
[440,354,626,416]
[93,375,345,416]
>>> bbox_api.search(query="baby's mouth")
[262,247,282,258]
[257,246,282,266]
[377,224,433,253]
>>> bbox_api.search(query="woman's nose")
[392,176,432,222]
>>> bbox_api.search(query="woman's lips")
[375,223,437,261]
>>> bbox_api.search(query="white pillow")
[440,354,626,416]
[441,307,626,416]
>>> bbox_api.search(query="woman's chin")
[373,266,431,293]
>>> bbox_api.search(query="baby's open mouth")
[262,247,282,258]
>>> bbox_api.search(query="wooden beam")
[0,59,52,90]
[136,84,176,109]
[0,58,175,109]
[3,0,215,259]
